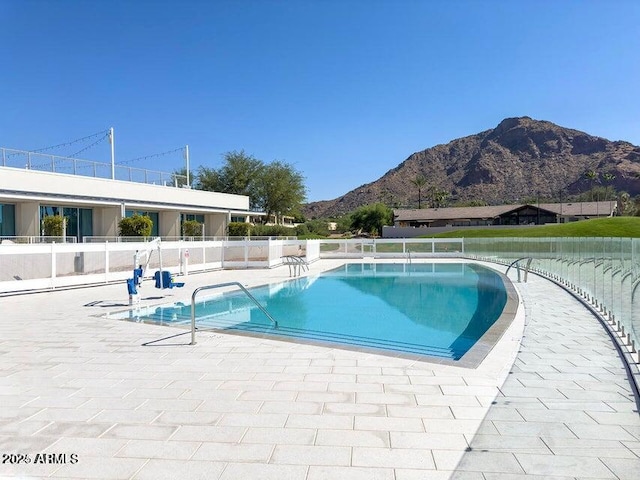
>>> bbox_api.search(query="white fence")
[0,239,305,293]
[316,238,465,258]
[1,236,77,244]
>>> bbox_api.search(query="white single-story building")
[0,153,256,241]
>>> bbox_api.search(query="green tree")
[350,203,393,237]
[619,192,636,216]
[220,151,263,192]
[196,150,264,208]
[255,161,306,224]
[411,175,427,209]
[119,214,153,237]
[335,214,353,234]
[428,186,450,208]
[195,166,223,191]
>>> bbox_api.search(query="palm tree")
[584,169,599,197]
[602,173,616,215]
[585,169,600,215]
[602,173,616,200]
[430,187,450,208]
[411,175,427,209]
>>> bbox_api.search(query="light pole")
[109,127,115,180]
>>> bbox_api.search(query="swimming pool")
[115,262,513,362]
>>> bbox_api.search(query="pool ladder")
[505,257,533,283]
[282,255,309,277]
[190,282,278,345]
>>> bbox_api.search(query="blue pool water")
[118,263,508,360]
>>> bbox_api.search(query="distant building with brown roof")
[393,201,617,228]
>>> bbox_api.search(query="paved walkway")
[0,260,638,479]
[453,278,640,480]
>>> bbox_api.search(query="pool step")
[136,308,468,360]
[148,312,462,359]
[229,323,462,359]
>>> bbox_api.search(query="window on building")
[39,206,93,241]
[181,213,205,223]
[0,204,16,236]
[181,213,205,235]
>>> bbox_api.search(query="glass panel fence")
[465,237,640,355]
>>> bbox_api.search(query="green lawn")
[425,217,640,238]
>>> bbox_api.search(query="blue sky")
[1,0,639,202]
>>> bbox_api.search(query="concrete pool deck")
[1,259,638,479]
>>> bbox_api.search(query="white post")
[105,241,109,283]
[51,242,56,288]
[62,217,67,243]
[201,224,206,267]
[109,127,115,180]
[158,240,164,289]
[185,144,190,188]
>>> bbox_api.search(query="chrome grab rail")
[282,255,309,277]
[190,282,278,345]
[505,257,533,283]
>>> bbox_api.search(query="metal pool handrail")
[190,282,278,345]
[282,255,309,277]
[505,257,533,283]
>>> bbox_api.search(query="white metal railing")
[1,147,187,187]
[82,235,298,243]
[0,236,77,244]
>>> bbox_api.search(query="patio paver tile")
[270,444,351,466]
[132,459,225,480]
[352,447,435,469]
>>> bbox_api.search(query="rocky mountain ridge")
[304,117,640,218]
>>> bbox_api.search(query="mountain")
[304,117,640,218]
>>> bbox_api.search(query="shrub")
[42,215,65,236]
[119,214,153,237]
[295,224,310,236]
[227,222,297,237]
[228,222,250,236]
[305,219,330,236]
[252,224,296,237]
[182,220,203,237]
